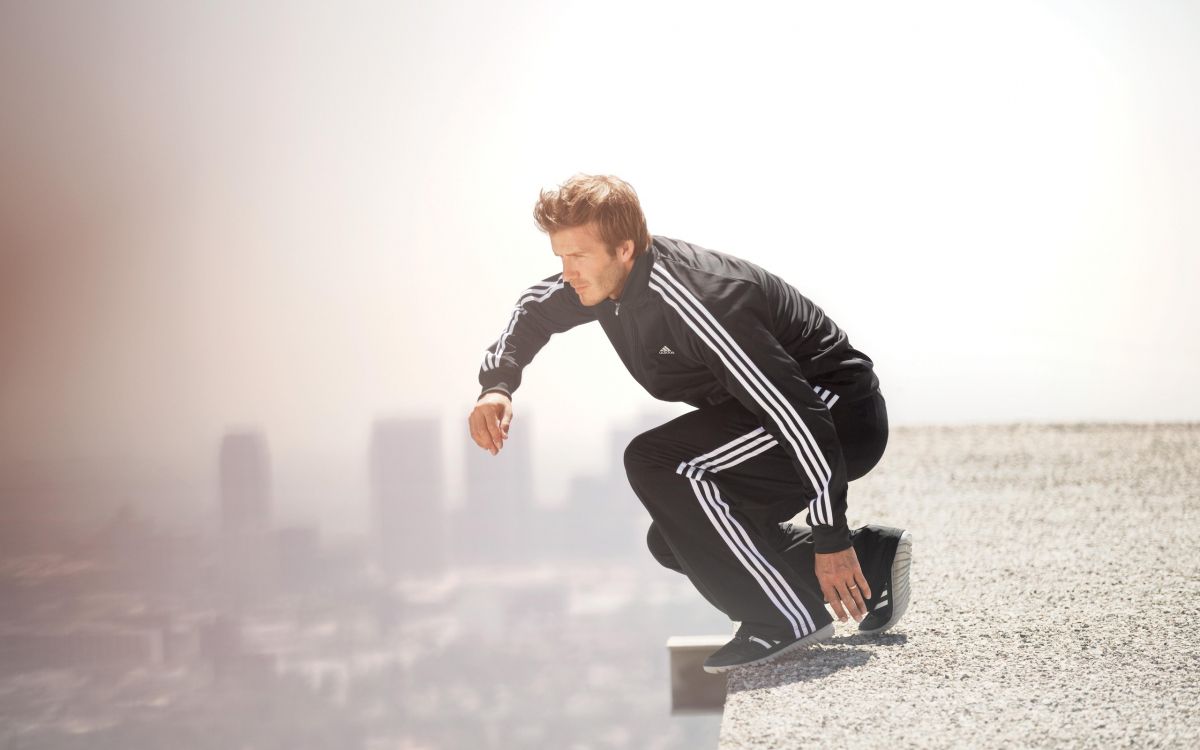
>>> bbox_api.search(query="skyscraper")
[218,431,271,536]
[552,414,660,561]
[217,429,273,604]
[370,417,447,579]
[461,416,535,564]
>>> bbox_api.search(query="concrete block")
[667,635,729,714]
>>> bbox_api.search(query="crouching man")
[468,174,912,672]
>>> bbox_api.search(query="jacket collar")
[614,239,659,310]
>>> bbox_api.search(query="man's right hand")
[468,392,513,455]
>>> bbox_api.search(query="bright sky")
[1,0,1197,529]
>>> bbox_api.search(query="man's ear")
[618,239,635,262]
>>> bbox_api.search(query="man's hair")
[533,174,651,256]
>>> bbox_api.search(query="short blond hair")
[533,174,651,255]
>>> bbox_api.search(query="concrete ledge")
[719,424,1200,748]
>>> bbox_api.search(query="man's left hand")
[814,546,871,623]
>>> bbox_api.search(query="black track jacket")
[478,236,879,552]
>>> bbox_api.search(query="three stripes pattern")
[813,385,839,409]
[647,264,838,528]
[482,277,565,372]
[674,426,818,638]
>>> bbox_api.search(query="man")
[468,174,912,672]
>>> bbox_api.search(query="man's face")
[550,223,636,306]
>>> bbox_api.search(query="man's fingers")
[486,401,511,452]
[835,584,861,622]
[846,582,867,621]
[855,570,872,602]
[823,586,848,623]
[484,412,505,452]
[824,582,869,622]
[467,412,485,449]
[467,408,501,454]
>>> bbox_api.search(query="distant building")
[554,474,640,560]
[370,417,447,580]
[460,416,536,564]
[218,431,272,536]
[550,413,663,561]
[217,430,274,604]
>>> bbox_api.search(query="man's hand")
[814,546,872,623]
[468,392,513,455]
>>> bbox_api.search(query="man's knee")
[623,428,667,480]
[645,523,682,573]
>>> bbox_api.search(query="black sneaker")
[851,525,913,635]
[702,622,835,674]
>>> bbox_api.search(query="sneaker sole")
[703,622,835,674]
[859,530,913,635]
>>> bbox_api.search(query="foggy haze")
[1,3,1198,748]
[2,0,1197,532]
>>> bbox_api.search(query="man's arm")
[469,274,594,454]
[649,264,871,621]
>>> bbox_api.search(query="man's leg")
[645,390,891,579]
[834,391,889,482]
[625,399,832,640]
[641,389,910,640]
[770,390,909,634]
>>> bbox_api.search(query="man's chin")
[574,289,601,306]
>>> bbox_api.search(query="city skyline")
[0,411,673,549]
[0,414,728,748]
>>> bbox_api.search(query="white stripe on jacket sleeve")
[483,278,564,371]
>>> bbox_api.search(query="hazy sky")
[1,1,1197,528]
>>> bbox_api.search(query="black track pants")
[633,391,889,637]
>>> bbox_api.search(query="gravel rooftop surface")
[719,423,1200,749]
